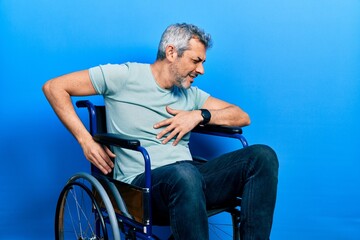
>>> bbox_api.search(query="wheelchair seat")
[54,100,248,240]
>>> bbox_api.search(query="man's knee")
[250,144,279,177]
[169,162,206,193]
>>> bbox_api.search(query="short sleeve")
[191,86,210,109]
[89,63,130,96]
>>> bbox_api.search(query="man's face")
[170,38,207,89]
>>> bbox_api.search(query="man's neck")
[150,61,174,90]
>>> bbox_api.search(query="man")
[43,23,278,239]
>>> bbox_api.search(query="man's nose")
[196,63,205,75]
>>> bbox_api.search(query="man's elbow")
[42,79,58,101]
[242,112,251,126]
[42,80,52,98]
[234,105,250,127]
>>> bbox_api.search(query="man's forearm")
[207,105,250,127]
[42,80,93,146]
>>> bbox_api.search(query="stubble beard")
[170,62,191,90]
[176,76,190,89]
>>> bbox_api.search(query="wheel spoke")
[55,181,108,240]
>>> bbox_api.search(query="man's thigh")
[195,147,252,208]
[132,161,206,224]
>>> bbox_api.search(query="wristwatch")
[200,109,211,125]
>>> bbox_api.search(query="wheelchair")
[54,100,249,240]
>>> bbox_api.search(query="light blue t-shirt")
[89,63,210,183]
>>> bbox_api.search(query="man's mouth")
[189,73,197,79]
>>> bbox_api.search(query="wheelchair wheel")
[209,221,234,240]
[208,210,240,240]
[55,181,108,240]
[55,172,120,240]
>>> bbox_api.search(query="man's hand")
[81,139,115,174]
[153,106,203,146]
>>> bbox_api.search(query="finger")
[103,146,116,168]
[98,151,114,171]
[156,129,167,140]
[89,149,113,174]
[154,119,171,129]
[172,131,185,146]
[104,146,116,161]
[166,106,179,115]
[161,129,179,144]
[156,125,174,140]
[104,146,116,158]
[95,162,111,175]
[83,142,113,174]
[88,155,111,174]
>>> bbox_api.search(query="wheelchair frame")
[55,100,248,240]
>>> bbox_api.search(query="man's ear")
[165,45,177,62]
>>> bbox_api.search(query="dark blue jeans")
[131,144,279,240]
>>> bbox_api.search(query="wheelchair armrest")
[93,133,140,150]
[192,125,243,134]
[192,125,248,147]
[93,133,153,189]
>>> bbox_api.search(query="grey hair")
[156,23,213,60]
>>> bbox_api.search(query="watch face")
[201,109,211,124]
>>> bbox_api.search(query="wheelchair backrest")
[76,100,107,135]
[93,106,107,134]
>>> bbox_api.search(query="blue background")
[1,0,359,239]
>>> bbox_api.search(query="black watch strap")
[200,109,211,125]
